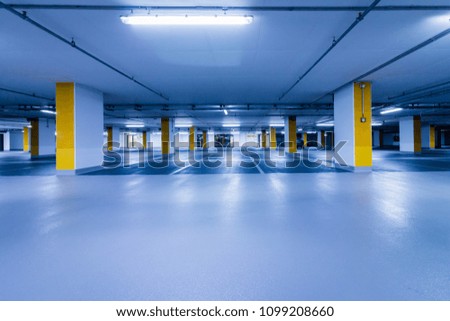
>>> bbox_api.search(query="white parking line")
[255,164,265,174]
[170,164,193,175]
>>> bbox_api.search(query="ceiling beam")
[313,27,450,103]
[388,80,450,101]
[0,87,53,101]
[6,4,450,12]
[0,1,169,101]
[278,0,381,100]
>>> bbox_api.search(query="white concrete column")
[207,129,215,148]
[334,82,372,171]
[56,82,103,174]
[9,131,23,150]
[3,132,10,151]
[317,130,326,148]
[400,116,421,153]
[31,118,56,158]
[174,129,189,149]
[421,124,430,149]
[421,124,435,149]
[120,130,127,149]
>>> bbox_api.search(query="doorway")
[214,134,234,147]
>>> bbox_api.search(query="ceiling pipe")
[388,80,450,100]
[313,27,450,103]
[0,1,168,101]
[278,0,382,100]
[103,103,334,111]
[389,88,450,104]
[0,87,53,101]
[6,4,450,12]
[104,113,333,119]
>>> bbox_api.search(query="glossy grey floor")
[2,149,450,176]
[1,172,449,300]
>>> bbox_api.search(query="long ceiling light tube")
[120,15,253,25]
[380,107,403,115]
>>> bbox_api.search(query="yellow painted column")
[161,118,170,155]
[270,127,277,149]
[353,82,372,167]
[288,116,297,153]
[189,126,195,151]
[321,131,325,147]
[202,130,207,148]
[142,131,147,150]
[303,132,307,148]
[30,119,39,157]
[56,83,75,170]
[261,130,267,148]
[23,127,29,152]
[106,127,113,151]
[430,125,436,149]
[413,116,422,153]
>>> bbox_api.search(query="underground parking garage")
[1,1,450,313]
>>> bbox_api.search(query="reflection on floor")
[0,152,56,176]
[1,149,450,176]
[0,172,449,300]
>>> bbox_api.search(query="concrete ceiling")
[0,0,450,129]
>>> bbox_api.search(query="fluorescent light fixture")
[27,125,32,128]
[269,124,284,127]
[176,124,193,128]
[223,109,228,116]
[41,110,56,115]
[223,124,240,128]
[307,131,317,134]
[120,15,254,26]
[316,122,334,127]
[372,121,383,126]
[125,124,145,128]
[380,107,403,115]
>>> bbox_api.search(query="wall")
[443,130,450,146]
[10,131,23,150]
[150,132,162,149]
[238,131,258,147]
[382,132,399,147]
